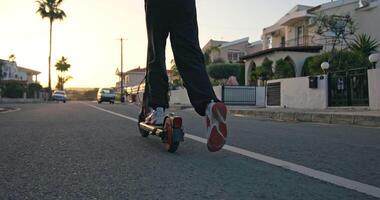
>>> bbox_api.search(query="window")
[296,26,304,46]
[227,51,245,62]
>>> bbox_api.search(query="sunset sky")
[0,0,327,88]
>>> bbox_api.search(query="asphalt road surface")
[0,102,379,200]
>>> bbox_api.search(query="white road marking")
[0,108,21,114]
[85,103,380,199]
[86,104,139,123]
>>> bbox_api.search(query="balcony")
[271,35,318,49]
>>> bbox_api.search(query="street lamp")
[369,53,380,69]
[321,62,330,75]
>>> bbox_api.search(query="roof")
[17,66,41,74]
[125,67,145,74]
[264,5,314,33]
[219,37,250,48]
[307,0,361,13]
[240,46,323,60]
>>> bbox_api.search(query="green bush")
[207,63,242,80]
[2,81,26,98]
[274,59,295,79]
[302,50,372,76]
[238,65,245,85]
[27,83,43,98]
[255,57,274,80]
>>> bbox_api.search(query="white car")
[52,90,67,103]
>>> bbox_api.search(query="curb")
[229,110,380,127]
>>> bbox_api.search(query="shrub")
[255,57,274,80]
[2,81,26,98]
[238,64,245,85]
[274,59,295,79]
[207,63,242,81]
[27,83,43,98]
[302,50,372,76]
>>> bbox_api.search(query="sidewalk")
[228,106,380,127]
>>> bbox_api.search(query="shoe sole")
[207,102,227,152]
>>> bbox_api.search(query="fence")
[222,86,257,105]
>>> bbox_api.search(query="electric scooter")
[137,83,185,153]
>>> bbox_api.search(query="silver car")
[97,88,116,104]
[52,90,67,103]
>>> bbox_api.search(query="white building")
[202,37,263,64]
[0,59,40,84]
[242,0,380,85]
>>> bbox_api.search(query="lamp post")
[369,53,380,69]
[321,62,330,75]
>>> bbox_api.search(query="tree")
[349,34,379,57]
[255,57,274,80]
[313,14,356,52]
[204,46,221,65]
[207,63,242,81]
[55,76,72,90]
[55,56,71,90]
[27,83,43,98]
[8,54,16,62]
[36,0,66,93]
[274,59,295,79]
[302,50,371,76]
[169,59,183,88]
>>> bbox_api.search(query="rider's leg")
[169,0,219,116]
[169,0,227,152]
[145,0,170,110]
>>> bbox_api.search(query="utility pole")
[118,38,127,103]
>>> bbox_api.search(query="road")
[0,102,379,200]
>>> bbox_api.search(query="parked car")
[97,88,116,104]
[52,90,67,103]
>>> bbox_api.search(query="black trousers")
[145,0,218,116]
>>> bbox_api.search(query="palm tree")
[350,34,379,56]
[55,56,71,90]
[36,0,66,93]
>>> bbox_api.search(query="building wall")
[311,0,380,51]
[267,75,328,109]
[210,42,248,63]
[247,43,264,54]
[368,68,380,110]
[125,73,145,87]
[356,2,380,51]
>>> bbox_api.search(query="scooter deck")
[139,122,164,136]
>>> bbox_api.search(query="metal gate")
[267,82,281,106]
[222,86,256,105]
[328,68,369,107]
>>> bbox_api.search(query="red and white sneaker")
[145,107,165,126]
[205,101,227,152]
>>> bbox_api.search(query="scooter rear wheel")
[163,118,180,153]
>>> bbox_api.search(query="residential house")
[0,59,40,84]
[202,37,263,64]
[116,66,176,92]
[241,0,380,85]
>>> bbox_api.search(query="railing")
[267,35,318,49]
